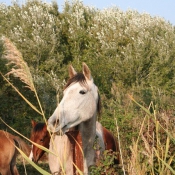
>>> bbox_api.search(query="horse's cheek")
[87,99,96,117]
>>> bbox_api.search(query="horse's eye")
[40,139,44,142]
[79,90,86,95]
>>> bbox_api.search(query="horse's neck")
[78,115,97,173]
[79,115,96,147]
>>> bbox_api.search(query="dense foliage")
[0,0,175,174]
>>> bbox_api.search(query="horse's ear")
[31,120,37,128]
[69,65,77,78]
[82,62,92,80]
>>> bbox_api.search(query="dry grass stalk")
[115,117,126,175]
[141,134,154,166]
[2,36,35,92]
[128,141,147,175]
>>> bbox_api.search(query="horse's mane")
[33,122,45,132]
[64,73,87,90]
[97,92,102,117]
[64,72,102,117]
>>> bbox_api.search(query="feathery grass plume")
[2,36,35,92]
[0,36,43,115]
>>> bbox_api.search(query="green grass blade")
[164,136,170,162]
[15,146,51,175]
[154,147,175,174]
[128,95,152,115]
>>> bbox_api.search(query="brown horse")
[29,120,120,164]
[0,130,30,175]
[29,120,50,162]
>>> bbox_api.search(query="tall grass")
[128,97,175,175]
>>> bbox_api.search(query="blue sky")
[1,0,175,26]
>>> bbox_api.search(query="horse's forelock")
[64,73,88,90]
[33,123,45,133]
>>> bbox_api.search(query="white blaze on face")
[29,145,33,160]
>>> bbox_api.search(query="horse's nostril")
[53,119,59,127]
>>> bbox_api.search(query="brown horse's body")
[102,126,120,164]
[0,130,30,175]
[96,121,120,164]
[0,131,19,175]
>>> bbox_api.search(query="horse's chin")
[53,125,76,135]
[62,118,80,133]
[47,124,61,134]
[47,124,66,136]
[62,125,69,133]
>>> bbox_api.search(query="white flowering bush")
[2,1,62,72]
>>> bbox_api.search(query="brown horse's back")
[12,134,30,157]
[0,131,19,175]
[102,127,120,164]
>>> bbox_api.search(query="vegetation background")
[0,0,174,174]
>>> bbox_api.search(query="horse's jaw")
[47,123,64,135]
[61,117,80,133]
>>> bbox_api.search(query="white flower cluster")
[8,2,61,56]
[0,3,7,14]
[63,1,95,38]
